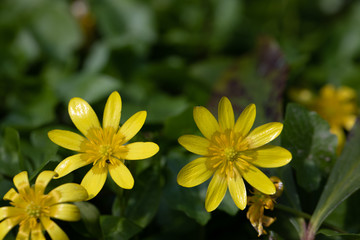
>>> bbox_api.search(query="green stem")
[276,204,311,219]
[275,204,347,234]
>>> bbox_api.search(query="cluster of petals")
[0,171,88,240]
[177,97,292,212]
[48,91,159,199]
[247,176,284,236]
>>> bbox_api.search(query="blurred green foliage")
[1,0,360,239]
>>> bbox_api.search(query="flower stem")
[275,204,347,234]
[275,204,311,219]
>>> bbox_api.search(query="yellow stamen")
[80,127,127,168]
[207,130,251,177]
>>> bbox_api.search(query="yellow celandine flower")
[177,97,292,212]
[312,85,357,152]
[0,171,88,240]
[247,176,283,236]
[48,91,159,199]
[290,85,357,153]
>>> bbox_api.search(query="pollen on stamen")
[224,148,238,162]
[26,204,43,218]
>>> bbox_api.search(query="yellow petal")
[68,97,100,138]
[338,86,356,100]
[50,204,81,221]
[41,217,69,240]
[330,127,346,155]
[244,145,292,168]
[0,207,24,221]
[3,188,21,203]
[125,142,159,160]
[193,106,220,140]
[31,223,46,240]
[81,166,108,200]
[178,135,210,155]
[263,215,276,227]
[103,91,122,130]
[320,84,335,98]
[0,217,22,240]
[343,115,356,131]
[108,162,134,189]
[35,171,56,195]
[218,97,235,131]
[205,171,227,212]
[234,104,256,137]
[48,130,85,151]
[54,154,89,179]
[228,171,247,210]
[246,122,283,149]
[48,183,88,205]
[177,157,213,187]
[16,220,30,240]
[118,111,146,143]
[13,171,30,194]
[238,162,275,195]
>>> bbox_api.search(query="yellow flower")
[312,85,357,152]
[177,97,292,212]
[247,176,283,236]
[0,171,88,240]
[48,91,159,199]
[290,85,358,153]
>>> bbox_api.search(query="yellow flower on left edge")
[0,171,88,240]
[48,91,159,199]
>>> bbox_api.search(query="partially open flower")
[247,176,283,236]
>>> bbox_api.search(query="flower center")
[80,127,128,168]
[26,203,43,218]
[207,130,251,176]
[100,145,113,158]
[224,148,238,162]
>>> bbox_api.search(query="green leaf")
[210,0,242,52]
[281,103,337,192]
[190,58,232,87]
[19,128,60,179]
[164,150,211,225]
[309,120,360,234]
[217,192,238,216]
[55,73,122,104]
[90,0,155,54]
[122,165,164,228]
[83,42,110,74]
[0,127,22,176]
[3,88,57,129]
[146,95,189,124]
[100,216,142,240]
[29,160,64,183]
[74,201,102,238]
[318,229,360,240]
[275,165,306,238]
[29,128,58,169]
[0,175,13,198]
[163,106,197,140]
[29,0,82,61]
